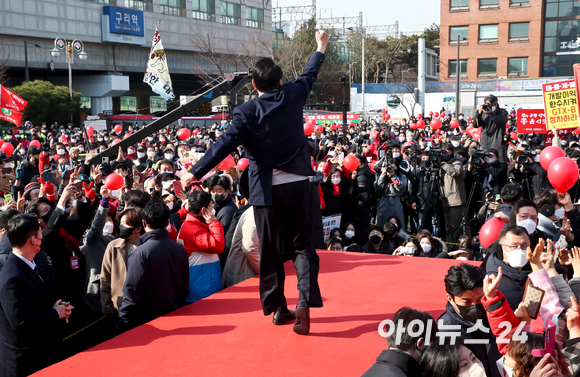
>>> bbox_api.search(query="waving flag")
[0,108,23,126]
[143,25,175,101]
[0,85,27,112]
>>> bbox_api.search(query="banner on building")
[322,214,342,242]
[0,85,27,112]
[0,108,23,126]
[516,109,547,134]
[304,113,359,124]
[542,79,578,130]
[143,25,175,101]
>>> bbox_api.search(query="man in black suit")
[0,214,73,376]
[181,31,329,335]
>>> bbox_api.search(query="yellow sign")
[542,79,578,129]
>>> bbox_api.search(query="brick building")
[439,0,579,81]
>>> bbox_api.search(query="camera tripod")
[421,167,442,237]
[461,169,485,237]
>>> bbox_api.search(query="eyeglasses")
[500,244,529,252]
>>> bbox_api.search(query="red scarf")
[332,184,341,196]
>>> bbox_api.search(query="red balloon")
[540,146,566,171]
[348,121,355,128]
[112,139,121,146]
[304,122,315,136]
[330,124,337,131]
[416,120,426,129]
[548,157,579,193]
[385,114,391,120]
[86,126,94,136]
[510,132,518,140]
[343,155,359,171]
[317,125,325,132]
[104,173,124,191]
[178,128,191,140]
[441,112,446,118]
[417,114,423,119]
[429,111,434,116]
[217,155,236,171]
[123,133,131,140]
[479,217,507,249]
[430,119,442,130]
[467,117,472,122]
[0,140,5,148]
[237,158,249,171]
[450,119,459,128]
[434,112,439,118]
[1,143,13,157]
[575,127,580,135]
[409,123,418,130]
[193,129,199,135]
[30,140,41,148]
[113,125,122,133]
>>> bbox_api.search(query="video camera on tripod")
[511,148,536,165]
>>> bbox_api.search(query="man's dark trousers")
[253,180,323,315]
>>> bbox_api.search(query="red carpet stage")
[34,251,470,377]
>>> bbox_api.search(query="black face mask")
[118,224,134,239]
[41,208,54,224]
[442,153,452,162]
[212,193,226,205]
[455,303,486,324]
[370,235,382,245]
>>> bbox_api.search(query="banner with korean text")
[542,79,578,130]
[516,109,547,134]
[322,214,342,242]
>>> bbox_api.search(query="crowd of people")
[0,35,579,376]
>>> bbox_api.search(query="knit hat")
[23,182,41,200]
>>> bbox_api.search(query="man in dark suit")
[116,201,190,335]
[181,31,329,335]
[0,214,73,377]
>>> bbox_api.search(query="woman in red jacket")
[177,190,225,303]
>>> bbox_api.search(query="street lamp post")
[348,27,365,115]
[24,41,41,83]
[50,37,88,99]
[455,34,466,118]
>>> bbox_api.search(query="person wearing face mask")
[485,224,534,311]
[522,145,555,198]
[135,146,149,166]
[100,208,144,321]
[438,143,466,243]
[207,175,238,237]
[0,214,74,377]
[474,94,509,163]
[177,190,224,303]
[436,264,503,377]
[163,147,175,161]
[457,113,468,129]
[81,186,116,317]
[362,307,435,377]
[478,149,507,196]
[321,166,351,219]
[362,226,393,254]
[12,146,42,194]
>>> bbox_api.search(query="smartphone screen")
[4,194,13,203]
[173,180,183,198]
[102,157,109,165]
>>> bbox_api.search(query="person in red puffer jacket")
[177,190,224,303]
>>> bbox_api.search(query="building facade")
[0,0,271,115]
[440,0,544,81]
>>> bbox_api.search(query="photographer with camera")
[469,148,507,196]
[438,143,466,243]
[474,94,509,163]
[375,159,407,228]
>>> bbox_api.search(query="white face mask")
[555,206,566,220]
[399,137,405,142]
[506,248,528,269]
[57,149,65,155]
[98,138,103,142]
[78,147,84,152]
[7,136,12,140]
[459,362,486,377]
[419,142,425,148]
[165,154,174,160]
[517,218,537,235]
[345,230,355,239]
[147,151,156,158]
[160,137,166,142]
[491,106,497,111]
[137,152,146,159]
[331,177,341,185]
[406,137,413,142]
[103,221,114,235]
[162,181,172,190]
[421,244,432,253]
[561,140,568,146]
[458,116,464,120]
[211,207,216,216]
[127,148,135,154]
[166,201,174,211]
[534,155,540,162]
[392,152,401,158]
[452,141,460,148]
[486,157,496,164]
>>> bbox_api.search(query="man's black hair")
[24,197,52,217]
[533,189,559,209]
[386,307,435,351]
[498,224,530,245]
[484,94,499,104]
[0,209,20,230]
[7,214,40,249]
[188,190,212,215]
[124,190,151,209]
[252,58,283,92]
[369,225,383,235]
[207,175,231,192]
[383,222,398,238]
[444,263,485,298]
[500,183,524,205]
[443,143,455,154]
[513,199,538,216]
[142,201,170,230]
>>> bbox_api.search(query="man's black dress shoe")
[293,300,310,335]
[273,309,296,325]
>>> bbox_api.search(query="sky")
[272,0,441,35]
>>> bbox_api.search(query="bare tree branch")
[0,47,10,87]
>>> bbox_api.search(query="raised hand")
[316,30,329,53]
[483,267,502,300]
[527,238,545,272]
